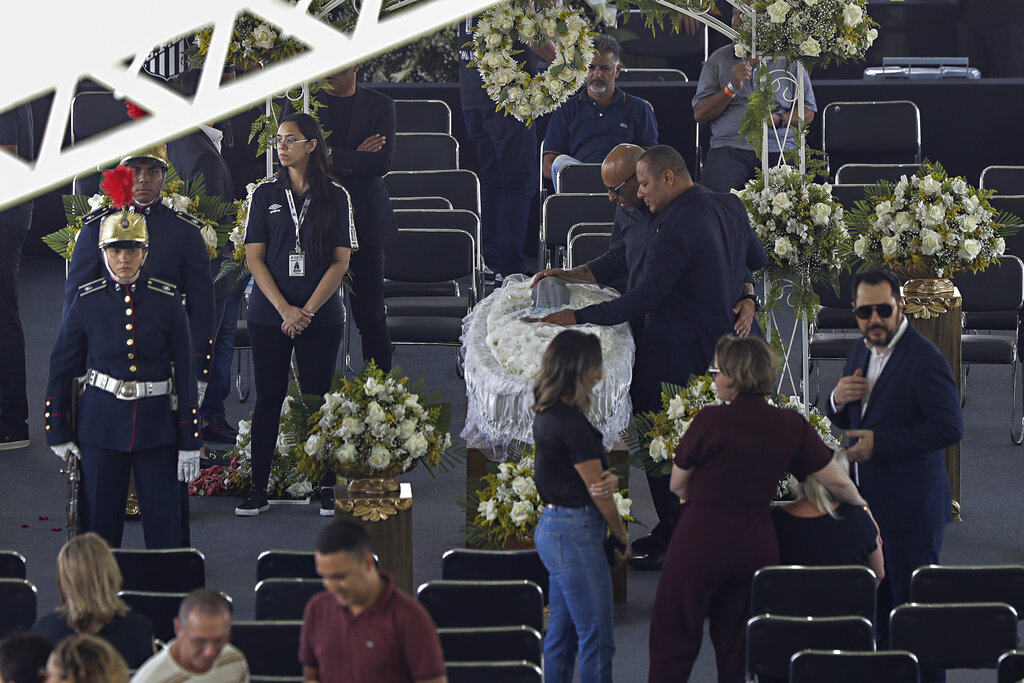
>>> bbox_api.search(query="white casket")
[460,275,635,456]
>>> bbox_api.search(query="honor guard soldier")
[45,189,202,549]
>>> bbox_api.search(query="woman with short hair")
[43,634,129,683]
[648,336,869,683]
[32,533,155,668]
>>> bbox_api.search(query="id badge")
[288,252,305,277]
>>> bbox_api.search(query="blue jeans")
[534,503,615,683]
[200,287,243,422]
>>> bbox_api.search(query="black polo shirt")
[243,174,356,326]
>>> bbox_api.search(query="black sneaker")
[202,416,239,443]
[0,434,29,451]
[235,490,270,516]
[320,487,335,517]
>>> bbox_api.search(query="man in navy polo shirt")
[543,35,659,191]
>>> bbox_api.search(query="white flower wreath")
[469,1,596,125]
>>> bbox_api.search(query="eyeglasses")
[708,365,721,376]
[274,136,310,149]
[606,172,636,196]
[854,303,895,320]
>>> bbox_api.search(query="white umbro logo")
[269,203,282,213]
[620,122,628,128]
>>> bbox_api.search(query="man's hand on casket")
[538,309,579,326]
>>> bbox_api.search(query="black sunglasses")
[606,172,636,196]
[854,303,895,320]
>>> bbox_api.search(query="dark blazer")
[576,184,767,403]
[287,86,397,247]
[826,323,963,533]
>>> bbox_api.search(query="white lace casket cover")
[461,275,635,455]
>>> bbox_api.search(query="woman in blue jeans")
[532,329,631,682]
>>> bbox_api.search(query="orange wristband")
[723,84,736,98]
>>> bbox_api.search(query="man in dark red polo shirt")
[300,520,447,683]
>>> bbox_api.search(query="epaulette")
[174,211,205,229]
[80,206,116,225]
[77,278,107,297]
[147,277,179,296]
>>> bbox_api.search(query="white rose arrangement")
[848,162,1020,279]
[735,164,850,319]
[297,362,453,482]
[466,444,633,549]
[468,0,596,125]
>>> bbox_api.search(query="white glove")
[51,442,82,463]
[197,381,208,406]
[178,450,201,483]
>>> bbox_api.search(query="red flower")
[126,101,149,119]
[101,166,136,209]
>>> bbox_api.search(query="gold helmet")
[120,143,169,169]
[99,209,149,249]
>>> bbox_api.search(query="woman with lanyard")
[236,112,356,517]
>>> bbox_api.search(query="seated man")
[692,8,816,193]
[132,589,248,682]
[543,35,659,191]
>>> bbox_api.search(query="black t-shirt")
[243,174,356,326]
[533,400,608,508]
[32,611,155,669]
[324,93,356,147]
[771,502,878,568]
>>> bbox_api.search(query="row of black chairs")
[832,162,1024,194]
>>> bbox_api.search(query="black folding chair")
[829,184,872,212]
[0,578,36,638]
[821,101,921,179]
[790,649,920,683]
[540,193,617,270]
[981,166,1024,194]
[751,565,877,628]
[384,169,481,215]
[112,548,206,592]
[990,196,1024,262]
[911,565,1024,616]
[394,99,452,134]
[390,196,452,210]
[0,551,26,579]
[746,614,875,682]
[438,626,543,666]
[256,550,318,582]
[254,579,323,621]
[440,548,549,602]
[808,272,860,405]
[566,223,614,270]
[392,133,459,171]
[889,602,1019,671]
[446,661,543,683]
[834,163,922,185]
[618,67,688,82]
[231,620,303,677]
[416,580,544,631]
[118,590,188,643]
[998,649,1024,683]
[555,163,605,194]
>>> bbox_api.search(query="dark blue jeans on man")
[201,287,244,426]
[463,108,538,275]
[0,222,28,443]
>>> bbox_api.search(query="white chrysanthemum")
[510,500,534,526]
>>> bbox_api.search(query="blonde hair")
[532,330,603,414]
[715,335,778,395]
[50,634,129,683]
[803,448,850,518]
[56,533,129,634]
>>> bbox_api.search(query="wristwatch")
[740,293,761,311]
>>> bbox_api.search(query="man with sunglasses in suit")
[828,269,962,678]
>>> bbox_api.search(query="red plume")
[101,166,136,209]
[126,101,149,119]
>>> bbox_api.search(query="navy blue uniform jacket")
[826,323,963,532]
[64,203,216,383]
[576,184,767,397]
[45,275,201,452]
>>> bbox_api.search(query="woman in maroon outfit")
[648,336,869,683]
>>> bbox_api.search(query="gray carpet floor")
[3,256,1023,682]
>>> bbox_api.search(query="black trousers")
[348,241,392,372]
[248,320,342,493]
[0,223,28,438]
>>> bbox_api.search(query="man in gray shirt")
[692,8,817,193]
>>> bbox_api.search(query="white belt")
[84,370,174,400]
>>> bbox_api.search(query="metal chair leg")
[1012,356,1022,446]
[235,349,251,402]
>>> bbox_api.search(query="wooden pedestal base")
[333,482,414,593]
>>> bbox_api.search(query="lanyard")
[284,189,311,254]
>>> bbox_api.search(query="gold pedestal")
[466,441,630,603]
[334,481,414,593]
[903,278,963,521]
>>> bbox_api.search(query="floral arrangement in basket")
[42,165,233,261]
[297,362,456,484]
[734,0,878,69]
[467,0,596,125]
[735,164,851,319]
[847,162,1021,279]
[626,377,840,498]
[464,443,633,549]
